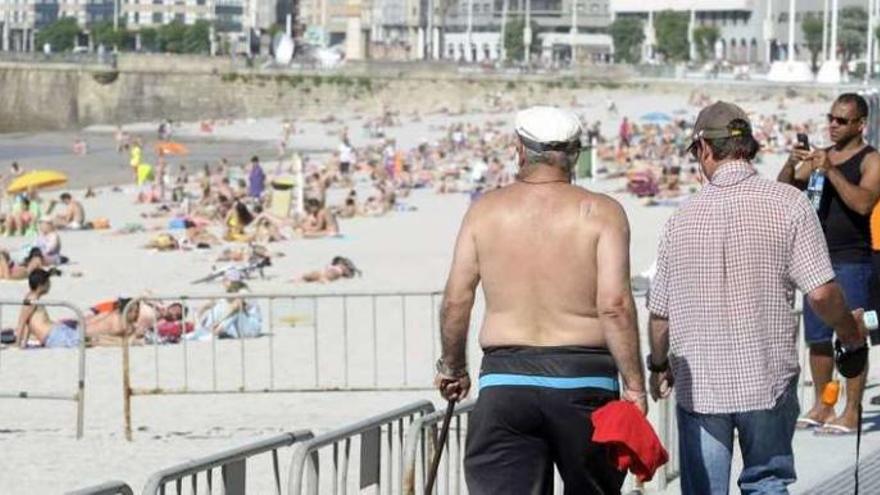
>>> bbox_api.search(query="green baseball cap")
[689,101,752,150]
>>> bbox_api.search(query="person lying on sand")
[188,270,261,340]
[0,247,45,280]
[292,256,361,283]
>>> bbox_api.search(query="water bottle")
[806,170,825,211]
[865,310,880,345]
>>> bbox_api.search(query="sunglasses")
[827,113,861,126]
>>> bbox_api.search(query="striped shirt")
[648,161,835,414]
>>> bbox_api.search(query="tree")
[801,14,824,73]
[158,20,187,53]
[655,10,690,61]
[35,17,81,52]
[91,20,135,50]
[503,17,541,63]
[692,25,720,61]
[183,20,212,54]
[609,17,644,64]
[839,6,867,62]
[139,28,159,52]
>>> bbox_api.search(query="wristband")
[435,358,468,379]
[645,354,669,373]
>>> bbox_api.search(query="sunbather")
[293,256,361,283]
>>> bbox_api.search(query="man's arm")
[595,199,646,399]
[439,209,481,372]
[777,148,812,190]
[648,314,669,365]
[807,282,864,346]
[822,151,880,215]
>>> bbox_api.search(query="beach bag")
[157,321,194,343]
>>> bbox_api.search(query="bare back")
[466,183,629,348]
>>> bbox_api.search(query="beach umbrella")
[641,112,673,124]
[6,170,68,194]
[154,141,189,156]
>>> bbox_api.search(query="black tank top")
[819,145,875,263]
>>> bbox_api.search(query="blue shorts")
[803,262,873,344]
[44,321,80,348]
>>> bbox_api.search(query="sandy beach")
[1,85,878,494]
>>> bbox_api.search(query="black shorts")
[465,346,623,495]
[340,161,351,175]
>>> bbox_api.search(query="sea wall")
[0,56,846,132]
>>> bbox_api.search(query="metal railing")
[287,400,437,495]
[0,298,87,438]
[401,400,475,495]
[655,396,680,490]
[121,291,441,440]
[143,430,314,495]
[65,481,134,495]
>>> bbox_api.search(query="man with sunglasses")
[649,101,866,494]
[778,93,880,435]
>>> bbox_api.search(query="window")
[152,11,162,23]
[133,11,139,23]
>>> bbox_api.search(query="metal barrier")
[655,396,680,490]
[65,481,134,495]
[287,400,436,495]
[0,298,87,438]
[121,291,441,440]
[143,430,314,495]
[401,400,475,495]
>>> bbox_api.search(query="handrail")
[143,430,314,495]
[0,298,88,438]
[401,400,476,495]
[288,400,436,494]
[65,480,134,495]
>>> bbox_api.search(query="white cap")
[514,106,582,151]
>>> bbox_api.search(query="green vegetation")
[839,6,867,62]
[655,10,690,62]
[801,14,824,73]
[35,18,81,52]
[503,16,541,62]
[609,17,644,64]
[692,25,720,61]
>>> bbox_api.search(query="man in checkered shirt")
[646,102,867,494]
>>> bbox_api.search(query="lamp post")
[570,0,577,66]
[524,0,531,64]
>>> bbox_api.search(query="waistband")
[479,345,618,392]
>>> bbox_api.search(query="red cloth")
[591,400,669,482]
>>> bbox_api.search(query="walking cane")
[425,399,457,495]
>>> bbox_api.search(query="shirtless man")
[435,107,646,494]
[52,193,86,229]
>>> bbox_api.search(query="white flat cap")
[515,106,582,151]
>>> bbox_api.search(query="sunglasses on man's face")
[827,113,861,126]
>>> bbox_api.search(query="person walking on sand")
[649,101,868,494]
[435,106,646,494]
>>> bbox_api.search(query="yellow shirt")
[130,145,142,168]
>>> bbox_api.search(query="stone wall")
[0,57,847,132]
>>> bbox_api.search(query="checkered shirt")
[648,161,835,414]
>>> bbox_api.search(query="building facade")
[611,0,873,66]
[0,0,281,52]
